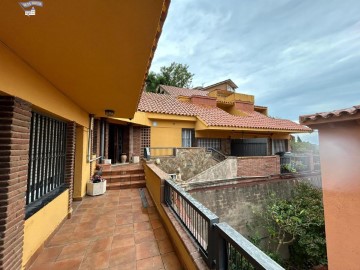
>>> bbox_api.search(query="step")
[107,179,146,190]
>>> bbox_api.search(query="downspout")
[100,118,105,164]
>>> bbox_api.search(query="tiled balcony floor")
[29,189,182,270]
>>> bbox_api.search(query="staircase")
[101,163,146,190]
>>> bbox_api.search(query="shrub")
[248,182,327,269]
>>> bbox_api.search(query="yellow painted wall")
[22,190,69,268]
[74,126,91,199]
[0,41,88,127]
[144,164,197,270]
[150,120,195,148]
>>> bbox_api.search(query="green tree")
[248,183,327,269]
[146,62,194,92]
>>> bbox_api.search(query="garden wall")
[190,175,321,235]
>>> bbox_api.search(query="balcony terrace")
[28,188,182,270]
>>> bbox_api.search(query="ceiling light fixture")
[105,109,115,117]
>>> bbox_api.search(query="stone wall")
[190,175,321,236]
[187,157,237,184]
[154,148,218,180]
[237,156,280,177]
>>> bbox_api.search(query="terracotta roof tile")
[138,92,310,132]
[160,85,209,97]
[300,105,360,124]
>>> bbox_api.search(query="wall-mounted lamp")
[105,109,115,117]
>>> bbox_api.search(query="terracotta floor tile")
[111,234,135,249]
[136,255,164,270]
[114,224,134,236]
[116,214,133,225]
[149,212,160,221]
[136,241,160,260]
[109,246,136,267]
[108,261,136,270]
[157,238,174,255]
[30,188,182,270]
[153,227,168,241]
[87,237,113,254]
[47,233,73,247]
[79,250,110,269]
[135,230,156,244]
[57,241,89,260]
[150,219,163,230]
[162,252,183,270]
[133,212,149,223]
[31,257,83,270]
[73,221,97,233]
[31,246,63,265]
[134,221,152,232]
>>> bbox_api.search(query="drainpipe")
[100,118,105,164]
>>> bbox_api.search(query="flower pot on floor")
[86,180,106,196]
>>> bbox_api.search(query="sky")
[150,0,360,144]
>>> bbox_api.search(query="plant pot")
[121,153,127,163]
[133,156,140,163]
[86,180,106,196]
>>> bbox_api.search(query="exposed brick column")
[93,119,100,157]
[65,122,76,217]
[104,120,109,159]
[0,96,31,270]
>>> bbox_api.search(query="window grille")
[197,138,221,150]
[26,112,67,205]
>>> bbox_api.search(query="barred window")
[26,112,67,214]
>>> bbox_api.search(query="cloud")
[152,0,360,132]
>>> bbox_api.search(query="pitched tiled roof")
[138,92,311,132]
[300,105,360,124]
[160,85,208,97]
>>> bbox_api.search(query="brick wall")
[235,101,254,112]
[93,119,100,157]
[0,96,31,270]
[104,120,109,159]
[237,156,280,177]
[122,126,129,156]
[190,96,217,107]
[133,126,141,157]
[65,122,76,216]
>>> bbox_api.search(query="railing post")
[208,217,220,268]
[215,225,227,270]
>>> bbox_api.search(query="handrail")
[164,180,218,266]
[207,147,227,162]
[216,223,284,270]
[144,147,176,160]
[163,179,284,269]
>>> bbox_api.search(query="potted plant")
[86,165,106,196]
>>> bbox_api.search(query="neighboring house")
[98,79,310,162]
[0,1,169,268]
[300,105,360,270]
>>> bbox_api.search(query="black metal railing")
[27,112,67,206]
[164,180,219,265]
[207,147,227,162]
[280,154,320,174]
[164,180,284,270]
[216,223,284,270]
[144,147,176,160]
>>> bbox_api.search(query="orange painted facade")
[301,106,360,269]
